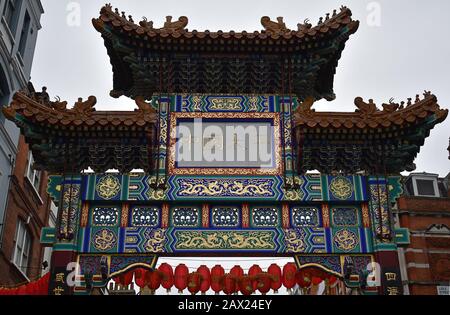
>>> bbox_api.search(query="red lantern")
[328,275,338,286]
[116,271,134,287]
[230,265,244,292]
[268,264,282,293]
[211,265,225,295]
[256,273,272,295]
[158,263,174,293]
[187,272,202,295]
[134,268,147,288]
[174,264,189,294]
[239,276,254,296]
[197,265,211,294]
[222,274,236,295]
[282,263,297,291]
[248,265,262,291]
[145,270,162,291]
[312,276,323,285]
[296,269,312,288]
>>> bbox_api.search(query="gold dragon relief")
[96,175,121,200]
[209,97,243,111]
[174,230,276,250]
[144,229,166,253]
[178,179,273,197]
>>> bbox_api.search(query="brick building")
[0,134,54,286]
[0,0,49,287]
[395,172,450,295]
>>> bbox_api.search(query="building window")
[12,219,31,275]
[18,11,30,58]
[411,175,439,197]
[437,286,450,295]
[3,0,22,35]
[26,152,41,193]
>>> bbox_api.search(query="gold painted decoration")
[329,176,353,200]
[144,229,165,252]
[168,112,282,176]
[174,230,276,250]
[178,179,273,197]
[333,229,358,252]
[92,229,117,251]
[96,175,121,200]
[209,97,242,111]
[284,229,307,253]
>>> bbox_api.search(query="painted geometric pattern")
[91,206,120,227]
[342,255,374,275]
[172,94,279,113]
[123,227,166,253]
[330,227,373,253]
[291,206,321,227]
[331,207,359,227]
[77,174,370,202]
[171,206,201,227]
[59,178,82,238]
[78,227,372,254]
[284,174,322,201]
[168,176,284,200]
[131,206,160,227]
[368,177,391,238]
[109,255,158,275]
[211,206,240,228]
[251,207,280,227]
[284,228,327,253]
[78,255,104,277]
[295,255,342,275]
[166,229,284,252]
[322,175,368,202]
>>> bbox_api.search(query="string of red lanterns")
[117,263,339,295]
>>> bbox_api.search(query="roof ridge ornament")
[139,17,154,30]
[72,96,97,116]
[135,96,156,115]
[161,16,189,33]
[261,16,290,35]
[294,96,316,117]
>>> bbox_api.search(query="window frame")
[12,219,32,276]
[25,151,42,194]
[411,175,440,198]
[17,9,30,58]
[2,0,22,35]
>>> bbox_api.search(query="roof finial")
[162,16,189,32]
[318,17,323,25]
[140,17,154,30]
[261,16,290,35]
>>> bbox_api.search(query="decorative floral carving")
[212,207,240,227]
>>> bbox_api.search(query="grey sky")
[32,0,449,176]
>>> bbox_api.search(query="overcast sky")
[31,0,449,176]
